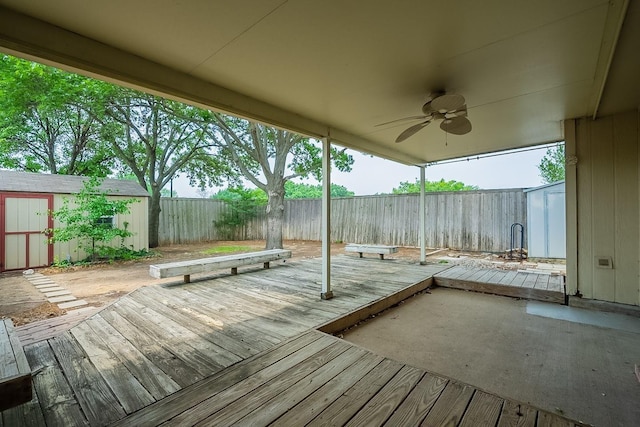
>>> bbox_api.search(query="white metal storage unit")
[0,171,149,272]
[525,181,566,259]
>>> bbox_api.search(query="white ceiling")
[0,0,637,165]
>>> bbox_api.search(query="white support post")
[564,121,578,298]
[419,166,427,265]
[321,137,333,299]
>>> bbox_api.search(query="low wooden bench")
[0,319,32,411]
[149,249,292,283]
[345,244,399,260]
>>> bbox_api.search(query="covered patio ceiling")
[0,0,638,165]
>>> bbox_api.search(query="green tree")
[0,55,114,175]
[284,181,355,199]
[392,178,479,193]
[98,88,234,247]
[538,144,565,184]
[212,186,267,239]
[209,117,354,249]
[47,176,138,261]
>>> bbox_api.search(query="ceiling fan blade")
[396,120,432,143]
[431,93,466,113]
[375,115,428,127]
[440,116,472,135]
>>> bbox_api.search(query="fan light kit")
[378,92,472,143]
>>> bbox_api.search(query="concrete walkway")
[343,287,640,427]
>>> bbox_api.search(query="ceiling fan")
[379,92,472,143]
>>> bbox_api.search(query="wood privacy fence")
[158,189,527,252]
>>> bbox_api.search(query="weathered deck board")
[117,331,584,427]
[510,272,529,287]
[23,341,87,426]
[383,372,448,426]
[83,316,180,400]
[344,365,424,426]
[270,352,385,426]
[110,298,229,375]
[421,381,475,426]
[48,333,126,425]
[0,319,32,411]
[497,400,537,427]
[228,347,368,426]
[434,266,565,304]
[128,290,259,359]
[69,322,155,414]
[98,309,204,388]
[112,331,325,427]
[165,339,352,426]
[16,307,100,346]
[306,358,405,427]
[459,390,504,426]
[150,283,287,346]
[3,256,586,426]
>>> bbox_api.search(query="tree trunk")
[148,190,162,248]
[265,184,285,249]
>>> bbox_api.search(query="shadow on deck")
[1,255,584,426]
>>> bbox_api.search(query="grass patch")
[201,245,254,255]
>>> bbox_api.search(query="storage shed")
[525,181,566,259]
[0,171,149,272]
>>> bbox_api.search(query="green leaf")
[537,144,565,184]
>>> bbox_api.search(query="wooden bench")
[0,319,32,411]
[345,244,399,260]
[149,249,292,283]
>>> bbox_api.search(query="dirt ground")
[0,240,557,326]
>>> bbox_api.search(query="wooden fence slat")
[159,190,527,252]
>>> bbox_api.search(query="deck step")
[433,266,565,304]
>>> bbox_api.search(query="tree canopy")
[213,182,354,201]
[284,181,354,199]
[209,117,354,248]
[538,144,565,184]
[0,55,235,248]
[98,88,234,247]
[0,54,358,249]
[0,55,114,175]
[392,178,479,193]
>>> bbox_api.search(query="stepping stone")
[48,295,77,303]
[36,285,63,291]
[44,290,72,297]
[58,300,88,310]
[29,280,54,285]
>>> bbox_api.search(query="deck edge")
[317,277,434,334]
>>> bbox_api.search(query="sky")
[170,143,557,198]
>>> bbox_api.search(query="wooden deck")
[16,307,101,346]
[434,265,566,304]
[1,256,584,426]
[114,330,587,427]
